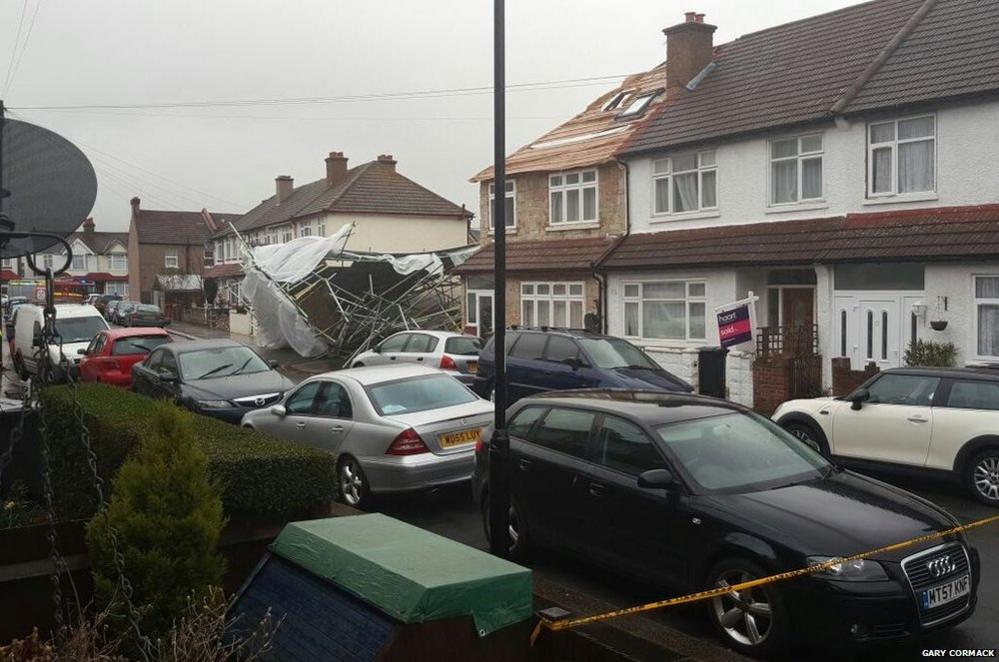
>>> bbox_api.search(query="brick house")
[205,150,472,306]
[593,0,999,407]
[127,197,239,306]
[455,65,668,335]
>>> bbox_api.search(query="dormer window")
[617,92,658,119]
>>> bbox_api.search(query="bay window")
[652,151,717,215]
[488,181,516,231]
[770,134,823,204]
[868,116,935,197]
[623,280,706,341]
[521,282,585,328]
[549,170,598,225]
[976,276,999,357]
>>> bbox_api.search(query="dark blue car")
[473,328,693,402]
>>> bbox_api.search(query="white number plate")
[920,574,970,611]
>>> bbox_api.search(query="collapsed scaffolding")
[233,222,478,366]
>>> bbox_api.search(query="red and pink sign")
[717,304,753,347]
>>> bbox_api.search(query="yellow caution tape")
[531,512,999,645]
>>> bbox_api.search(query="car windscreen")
[179,346,270,380]
[55,316,109,344]
[367,374,479,416]
[112,335,171,355]
[444,336,482,356]
[655,412,829,494]
[577,337,658,369]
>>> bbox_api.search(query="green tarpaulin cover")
[270,514,533,637]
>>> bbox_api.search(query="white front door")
[833,292,924,369]
[466,290,494,337]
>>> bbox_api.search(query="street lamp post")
[487,0,511,558]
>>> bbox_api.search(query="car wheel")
[783,422,828,456]
[482,493,529,562]
[707,558,790,656]
[967,449,999,506]
[337,455,370,510]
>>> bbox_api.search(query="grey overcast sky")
[1,0,860,232]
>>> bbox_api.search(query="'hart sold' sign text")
[717,305,753,347]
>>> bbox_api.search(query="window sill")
[764,201,828,215]
[487,228,518,236]
[862,193,938,206]
[630,339,705,351]
[649,210,720,224]
[546,222,600,232]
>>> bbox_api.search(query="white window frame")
[70,253,87,272]
[617,92,657,119]
[277,224,293,243]
[651,151,718,216]
[104,281,128,297]
[109,253,127,272]
[867,114,936,198]
[487,180,516,232]
[768,134,824,206]
[164,250,179,269]
[466,289,494,337]
[549,170,598,226]
[974,275,999,359]
[622,280,707,342]
[521,282,586,329]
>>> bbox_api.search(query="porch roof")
[453,236,620,275]
[599,204,999,270]
[203,262,244,279]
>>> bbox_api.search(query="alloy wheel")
[973,455,999,502]
[339,458,366,507]
[712,571,774,647]
[788,426,820,452]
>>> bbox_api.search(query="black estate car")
[132,338,294,423]
[473,390,979,655]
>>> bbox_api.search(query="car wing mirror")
[270,404,287,417]
[159,373,179,383]
[77,348,87,355]
[637,468,675,489]
[849,387,870,411]
[563,357,586,370]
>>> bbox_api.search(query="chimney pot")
[130,196,141,211]
[325,151,349,186]
[82,217,95,236]
[275,175,294,204]
[376,154,397,171]
[663,12,717,90]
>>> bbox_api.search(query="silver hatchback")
[241,364,493,508]
[350,331,482,385]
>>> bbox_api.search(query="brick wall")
[752,354,793,415]
[478,161,627,243]
[831,357,880,396]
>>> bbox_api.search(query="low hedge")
[39,384,337,521]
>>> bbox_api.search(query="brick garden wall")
[831,357,880,396]
[752,354,793,415]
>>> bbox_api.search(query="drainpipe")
[593,159,633,334]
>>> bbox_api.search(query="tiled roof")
[203,263,244,279]
[224,159,471,237]
[71,231,129,255]
[600,204,999,270]
[473,65,667,181]
[623,0,999,155]
[454,236,620,275]
[134,209,240,245]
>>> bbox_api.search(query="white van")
[12,304,109,380]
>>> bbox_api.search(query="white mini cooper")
[773,367,999,506]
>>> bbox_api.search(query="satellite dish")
[0,116,98,258]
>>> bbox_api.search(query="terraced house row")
[456,0,999,409]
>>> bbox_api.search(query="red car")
[78,327,173,388]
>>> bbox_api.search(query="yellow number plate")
[467,361,479,374]
[440,428,481,449]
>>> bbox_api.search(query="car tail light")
[439,354,457,370]
[474,437,485,454]
[386,428,429,456]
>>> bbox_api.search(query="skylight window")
[617,92,657,119]
[602,90,629,112]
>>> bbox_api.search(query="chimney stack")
[130,196,141,214]
[325,151,348,186]
[376,154,397,172]
[275,175,294,204]
[82,217,95,237]
[663,11,716,91]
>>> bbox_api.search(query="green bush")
[904,340,958,367]
[87,403,225,639]
[40,384,337,521]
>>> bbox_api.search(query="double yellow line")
[531,512,999,644]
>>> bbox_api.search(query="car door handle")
[389,356,397,360]
[416,357,424,361]
[588,482,606,497]
[330,425,344,432]
[295,422,306,429]
[907,415,929,423]
[518,458,532,471]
